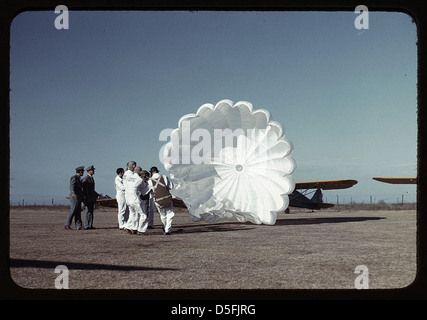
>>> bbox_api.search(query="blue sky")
[10,10,417,205]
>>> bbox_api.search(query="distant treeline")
[330,201,417,211]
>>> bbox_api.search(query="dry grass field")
[7,204,417,294]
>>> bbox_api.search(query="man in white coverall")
[148,166,175,235]
[123,161,147,234]
[115,168,128,229]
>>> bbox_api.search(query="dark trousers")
[84,202,95,228]
[65,197,82,228]
[141,199,149,216]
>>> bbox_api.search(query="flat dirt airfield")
[8,205,417,294]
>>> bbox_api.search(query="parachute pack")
[150,175,172,208]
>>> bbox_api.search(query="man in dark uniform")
[65,166,84,230]
[82,165,99,229]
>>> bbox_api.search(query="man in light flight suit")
[115,168,128,229]
[123,162,146,234]
[149,166,175,235]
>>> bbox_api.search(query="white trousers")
[154,201,175,234]
[137,201,149,233]
[124,194,148,232]
[117,194,128,229]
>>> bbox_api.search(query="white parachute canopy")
[161,99,296,225]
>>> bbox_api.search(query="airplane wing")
[89,180,359,213]
[288,179,357,211]
[295,179,358,190]
[372,177,417,184]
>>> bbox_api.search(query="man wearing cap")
[82,165,99,229]
[140,170,155,229]
[134,167,150,234]
[65,166,85,230]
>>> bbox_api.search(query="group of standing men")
[116,161,175,235]
[65,165,98,230]
[64,162,176,235]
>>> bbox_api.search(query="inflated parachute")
[161,99,296,225]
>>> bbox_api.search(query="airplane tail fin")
[310,188,323,204]
[311,188,334,208]
[288,189,334,210]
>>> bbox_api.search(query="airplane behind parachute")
[94,179,359,213]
